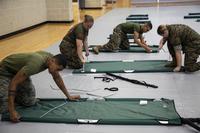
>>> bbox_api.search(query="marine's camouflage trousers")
[0,76,36,113]
[59,40,83,69]
[167,42,200,72]
[101,26,130,51]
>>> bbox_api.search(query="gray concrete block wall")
[0,0,46,36]
[0,0,73,36]
[46,0,73,21]
[84,0,104,8]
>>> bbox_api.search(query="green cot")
[73,60,174,74]
[2,98,181,125]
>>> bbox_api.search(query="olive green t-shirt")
[63,23,88,44]
[0,51,53,77]
[167,24,200,47]
[118,22,142,34]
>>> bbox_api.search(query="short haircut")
[84,15,94,23]
[157,25,165,35]
[145,21,153,30]
[53,54,67,68]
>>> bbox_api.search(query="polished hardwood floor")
[0,0,199,60]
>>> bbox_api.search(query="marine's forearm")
[175,50,182,67]
[8,83,17,113]
[135,39,149,49]
[76,40,84,62]
[52,72,70,98]
[84,39,89,54]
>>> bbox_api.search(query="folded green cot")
[189,13,200,15]
[184,15,200,19]
[88,45,158,53]
[73,60,173,74]
[126,17,149,20]
[128,14,148,17]
[126,20,151,24]
[1,98,181,125]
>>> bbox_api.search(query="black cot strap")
[104,87,119,91]
[181,118,200,132]
[186,118,200,123]
[106,73,158,89]
[94,76,115,82]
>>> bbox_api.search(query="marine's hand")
[68,95,81,100]
[158,39,164,51]
[10,110,21,123]
[158,44,163,51]
[146,47,152,53]
[81,58,86,64]
[85,52,89,57]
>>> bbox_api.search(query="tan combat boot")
[93,46,102,54]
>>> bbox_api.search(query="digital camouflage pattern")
[0,51,52,113]
[59,23,88,69]
[59,40,83,69]
[0,76,36,113]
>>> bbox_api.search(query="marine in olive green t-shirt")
[93,21,153,54]
[0,51,80,122]
[62,23,88,44]
[118,22,143,34]
[0,51,53,77]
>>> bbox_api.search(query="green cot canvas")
[73,60,174,74]
[1,98,181,125]
[107,34,134,39]
[87,45,158,53]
